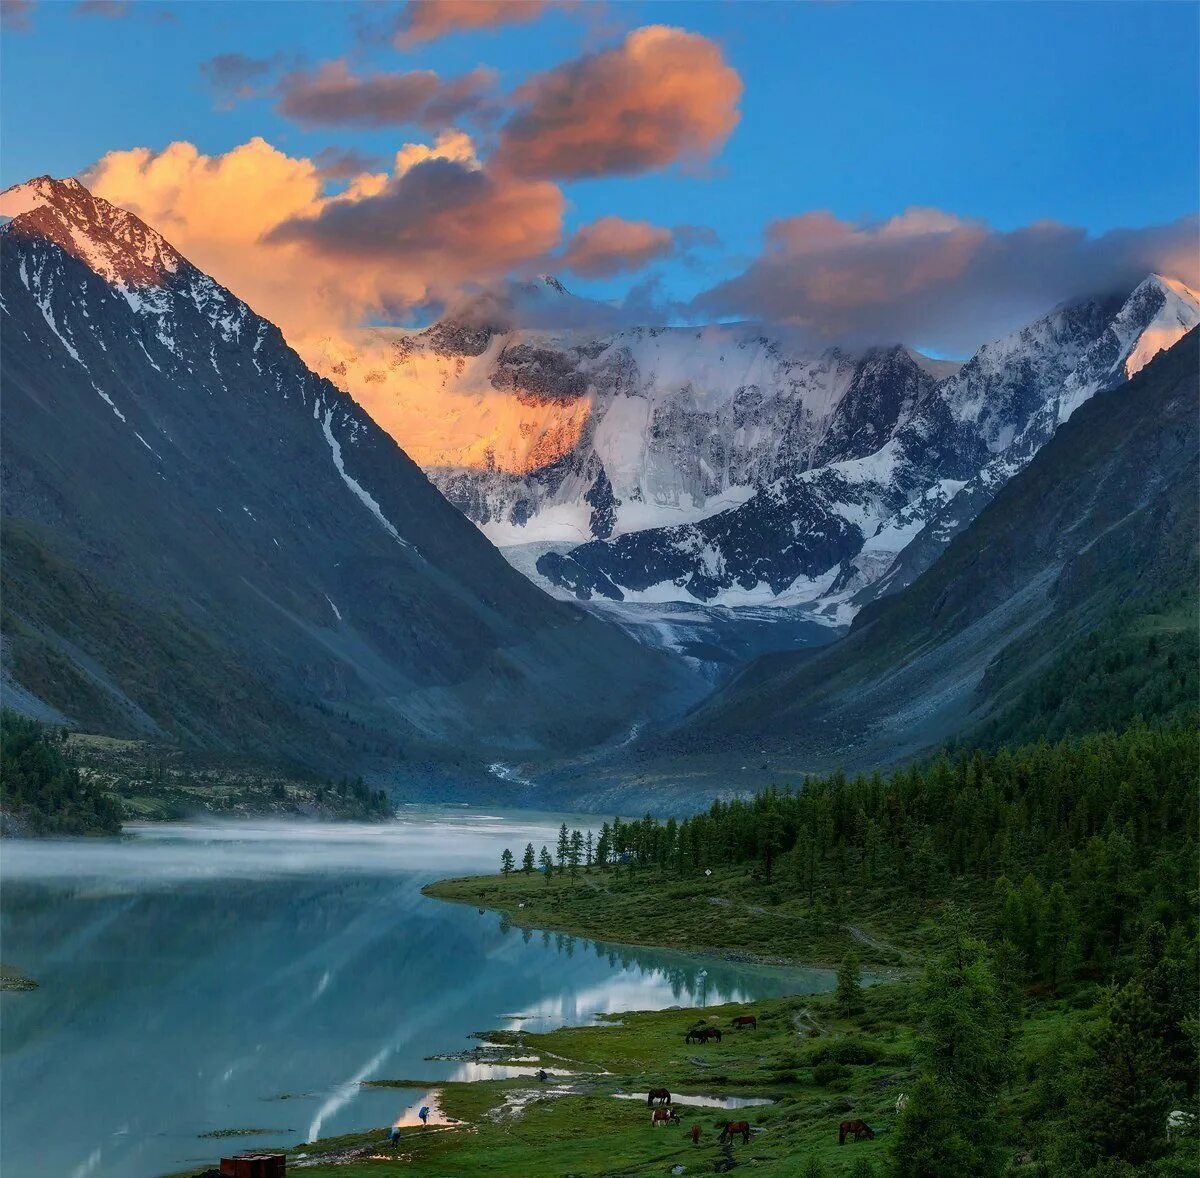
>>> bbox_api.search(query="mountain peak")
[1118,272,1200,379]
[0,174,182,288]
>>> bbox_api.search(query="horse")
[839,1119,875,1145]
[647,1087,671,1106]
[650,1108,680,1127]
[684,1026,722,1044]
[718,1121,751,1144]
[690,1123,702,1145]
[732,1015,757,1030]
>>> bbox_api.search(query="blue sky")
[3,0,1196,352]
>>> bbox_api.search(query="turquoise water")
[0,809,835,1177]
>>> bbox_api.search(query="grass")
[422,864,936,971]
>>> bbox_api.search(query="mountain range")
[547,327,1199,810]
[1,174,1196,805]
[313,272,1198,638]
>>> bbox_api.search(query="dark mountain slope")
[569,328,1198,805]
[0,178,698,779]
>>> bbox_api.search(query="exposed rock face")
[0,177,696,775]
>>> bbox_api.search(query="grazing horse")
[839,1119,875,1145]
[647,1087,671,1106]
[718,1121,751,1144]
[732,1015,757,1030]
[650,1108,680,1127]
[685,1026,721,1044]
[690,1123,702,1145]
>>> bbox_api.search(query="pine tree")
[836,950,862,1017]
[538,844,554,883]
[893,915,1011,1177]
[584,829,593,868]
[521,842,535,873]
[1078,979,1176,1164]
[568,829,583,875]
[500,848,514,875]
[556,822,570,873]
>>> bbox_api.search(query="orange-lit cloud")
[275,59,498,129]
[561,216,675,277]
[497,25,742,180]
[696,208,1200,353]
[392,0,554,47]
[82,134,561,346]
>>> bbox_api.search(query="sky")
[2,0,1197,357]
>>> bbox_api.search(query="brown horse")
[718,1120,751,1144]
[685,1026,723,1044]
[732,1015,757,1030]
[839,1119,875,1145]
[690,1123,702,1145]
[651,1108,680,1127]
[647,1088,671,1106]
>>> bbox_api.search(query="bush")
[812,1061,849,1086]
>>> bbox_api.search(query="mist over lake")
[1,810,835,1178]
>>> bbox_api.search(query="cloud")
[496,25,742,180]
[2,0,34,31]
[267,156,563,282]
[313,146,387,181]
[83,134,562,346]
[694,208,1200,354]
[275,59,497,129]
[200,53,280,109]
[560,216,675,278]
[391,0,553,47]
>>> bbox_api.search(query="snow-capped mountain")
[533,277,1199,619]
[313,270,1196,630]
[0,177,694,773]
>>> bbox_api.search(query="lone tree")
[522,842,535,873]
[836,950,863,1017]
[500,848,514,875]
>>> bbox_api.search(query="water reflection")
[1,812,834,1178]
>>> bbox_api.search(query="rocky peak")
[0,174,183,287]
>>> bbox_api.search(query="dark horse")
[685,1027,722,1044]
[647,1088,671,1106]
[731,1015,757,1030]
[839,1119,875,1145]
[718,1121,751,1144]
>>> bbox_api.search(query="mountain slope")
[569,328,1198,805]
[0,177,697,779]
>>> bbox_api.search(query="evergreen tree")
[500,848,514,875]
[1078,979,1176,1165]
[521,842,535,873]
[836,950,862,1017]
[568,829,584,875]
[538,844,554,883]
[894,915,1011,1176]
[584,830,593,868]
[556,822,570,873]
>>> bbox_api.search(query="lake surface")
[1,809,836,1178]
